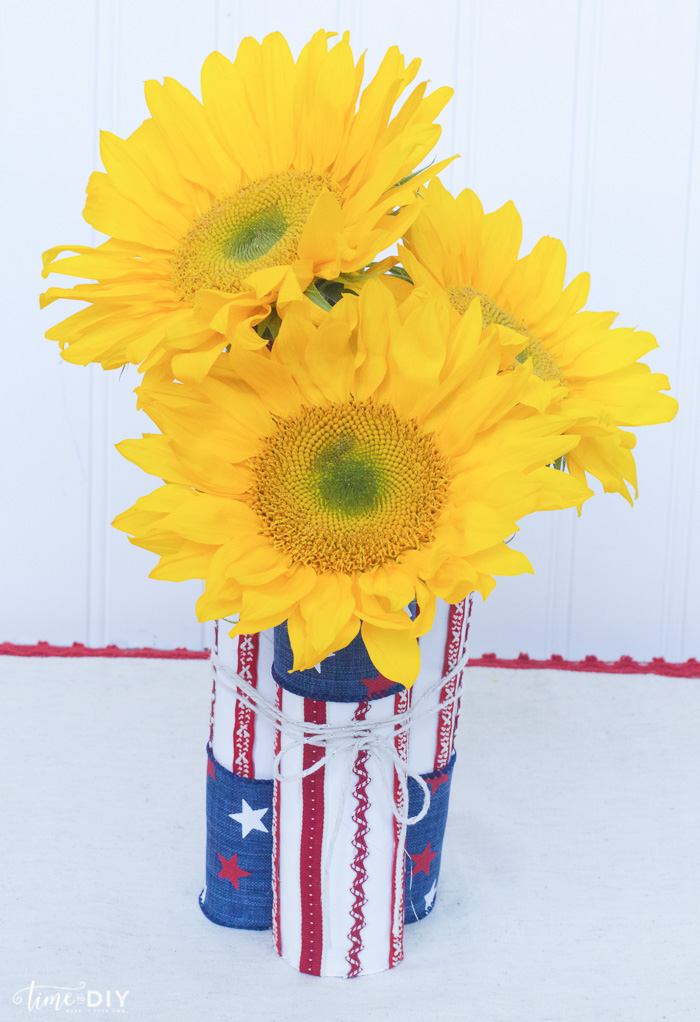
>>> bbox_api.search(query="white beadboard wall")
[2,0,698,660]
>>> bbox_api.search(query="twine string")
[211,645,469,827]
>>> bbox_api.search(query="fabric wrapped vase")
[199,599,471,940]
[271,597,472,977]
[199,623,276,930]
[403,597,472,924]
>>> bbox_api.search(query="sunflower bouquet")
[42,31,676,978]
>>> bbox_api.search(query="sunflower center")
[447,284,566,384]
[171,171,342,299]
[250,400,450,574]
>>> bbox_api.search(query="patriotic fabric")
[200,601,471,942]
[271,598,472,977]
[404,753,456,923]
[199,746,273,930]
[406,598,472,775]
[209,622,276,779]
[200,621,276,929]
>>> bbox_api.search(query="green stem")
[305,281,334,311]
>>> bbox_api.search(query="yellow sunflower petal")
[143,75,233,195]
[425,559,479,603]
[200,50,269,180]
[99,129,194,237]
[297,188,345,274]
[233,567,319,633]
[83,172,182,249]
[353,278,399,399]
[219,347,301,418]
[196,582,243,622]
[150,541,217,582]
[567,432,639,504]
[158,494,260,545]
[361,621,420,687]
[296,573,356,658]
[287,607,362,672]
[357,563,416,612]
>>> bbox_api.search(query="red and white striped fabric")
[408,595,473,774]
[209,621,276,779]
[272,596,472,977]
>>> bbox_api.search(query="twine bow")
[212,644,470,827]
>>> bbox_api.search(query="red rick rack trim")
[0,641,210,659]
[272,684,282,957]
[469,653,700,678]
[2,642,699,677]
[346,700,371,979]
[389,685,411,969]
[208,622,219,745]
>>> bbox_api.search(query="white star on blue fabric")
[424,880,438,911]
[312,652,335,673]
[229,799,269,839]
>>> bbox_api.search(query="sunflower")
[40,31,454,381]
[113,283,590,685]
[400,179,678,503]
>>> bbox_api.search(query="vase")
[271,597,472,977]
[199,598,472,944]
[199,623,276,930]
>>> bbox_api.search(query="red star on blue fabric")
[217,853,251,889]
[409,842,438,877]
[206,759,216,781]
[360,673,394,698]
[428,772,450,795]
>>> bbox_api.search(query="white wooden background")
[2,0,698,661]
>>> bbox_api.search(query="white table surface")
[2,655,699,1022]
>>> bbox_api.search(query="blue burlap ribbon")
[200,743,456,928]
[199,746,273,930]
